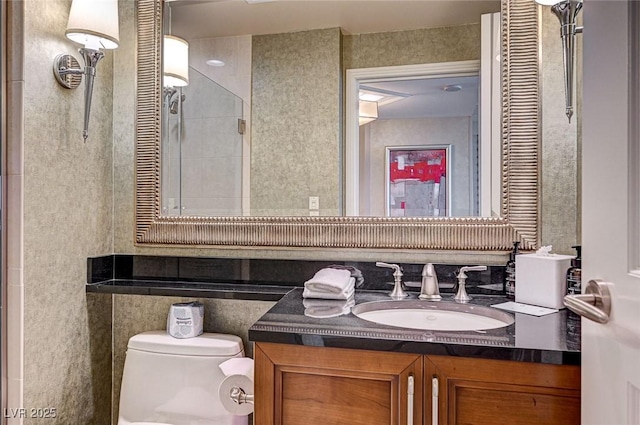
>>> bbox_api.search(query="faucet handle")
[454,265,487,303]
[457,265,487,279]
[376,262,402,273]
[375,262,407,299]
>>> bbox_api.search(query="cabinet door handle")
[407,375,414,425]
[432,376,439,425]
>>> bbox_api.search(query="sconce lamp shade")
[534,0,561,5]
[359,100,378,126]
[65,0,119,50]
[163,35,190,87]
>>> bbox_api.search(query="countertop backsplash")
[87,254,506,299]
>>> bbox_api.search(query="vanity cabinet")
[254,342,423,425]
[254,343,580,425]
[425,355,581,425]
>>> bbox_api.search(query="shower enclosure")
[162,66,245,216]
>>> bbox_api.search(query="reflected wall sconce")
[163,35,190,87]
[536,0,583,122]
[359,100,378,126]
[53,0,119,141]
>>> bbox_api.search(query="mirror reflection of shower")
[162,66,245,217]
[166,87,186,115]
[164,87,186,135]
[162,1,191,215]
[162,86,186,215]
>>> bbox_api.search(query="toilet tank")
[118,331,248,425]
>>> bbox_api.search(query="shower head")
[169,92,186,115]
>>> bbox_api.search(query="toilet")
[118,331,249,425]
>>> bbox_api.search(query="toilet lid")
[127,331,243,356]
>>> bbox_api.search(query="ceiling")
[168,0,488,119]
[168,0,501,39]
[364,76,479,119]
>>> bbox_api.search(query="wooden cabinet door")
[255,342,423,425]
[425,355,580,425]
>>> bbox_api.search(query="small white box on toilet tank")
[515,251,573,309]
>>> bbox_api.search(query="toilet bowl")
[118,331,248,425]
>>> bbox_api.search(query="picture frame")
[385,145,452,217]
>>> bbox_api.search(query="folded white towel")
[303,278,355,300]
[303,268,355,300]
[303,296,355,318]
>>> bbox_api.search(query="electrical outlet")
[309,196,320,210]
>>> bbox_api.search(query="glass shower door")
[162,67,244,217]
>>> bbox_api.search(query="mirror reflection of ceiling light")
[359,86,410,108]
[359,100,378,126]
[359,93,384,102]
[206,59,225,67]
[442,85,462,92]
[164,35,190,87]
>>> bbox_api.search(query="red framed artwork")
[385,145,451,217]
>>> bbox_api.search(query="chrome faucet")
[418,263,441,301]
[454,265,487,303]
[376,262,408,299]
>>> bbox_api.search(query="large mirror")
[161,0,501,219]
[135,0,540,250]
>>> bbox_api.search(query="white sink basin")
[352,300,514,331]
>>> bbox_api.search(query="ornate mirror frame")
[135,0,540,250]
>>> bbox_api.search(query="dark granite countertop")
[249,288,581,366]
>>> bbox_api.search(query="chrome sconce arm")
[53,48,105,141]
[538,0,584,122]
[551,0,583,122]
[53,0,119,142]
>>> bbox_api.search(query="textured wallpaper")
[343,23,481,70]
[540,7,581,253]
[19,0,114,423]
[251,28,342,217]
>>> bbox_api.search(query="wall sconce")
[53,0,119,141]
[359,100,378,126]
[536,0,583,122]
[163,35,190,87]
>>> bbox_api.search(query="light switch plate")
[309,196,319,210]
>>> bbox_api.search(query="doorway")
[345,61,486,217]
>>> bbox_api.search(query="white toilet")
[118,331,249,425]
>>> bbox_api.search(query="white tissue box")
[167,302,204,339]
[515,253,572,309]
